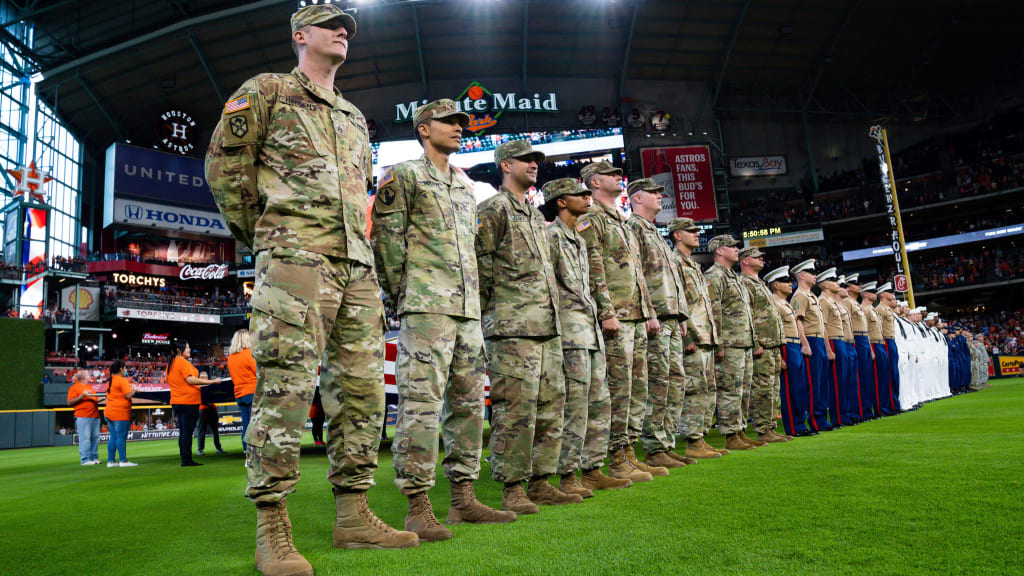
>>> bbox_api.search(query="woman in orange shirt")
[166,342,220,466]
[105,360,138,468]
[227,329,258,450]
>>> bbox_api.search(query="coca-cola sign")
[179,263,229,280]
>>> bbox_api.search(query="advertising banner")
[60,286,100,321]
[996,356,1023,377]
[729,155,787,177]
[117,307,221,324]
[104,143,216,209]
[111,198,230,237]
[640,145,717,222]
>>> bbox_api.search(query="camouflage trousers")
[557,347,607,475]
[714,346,753,435]
[393,313,486,496]
[703,349,719,436]
[486,336,565,483]
[245,248,385,504]
[605,320,648,451]
[740,346,755,424]
[641,317,684,455]
[751,346,782,434]
[681,344,715,440]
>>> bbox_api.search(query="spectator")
[67,370,102,466]
[166,342,220,467]
[197,399,226,456]
[104,360,138,468]
[227,329,258,450]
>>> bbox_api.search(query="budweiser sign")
[179,263,229,280]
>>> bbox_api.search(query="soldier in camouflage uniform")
[626,179,692,470]
[578,161,659,483]
[539,178,632,495]
[205,5,417,575]
[738,247,787,444]
[370,100,515,542]
[705,235,758,451]
[668,218,724,459]
[477,140,581,513]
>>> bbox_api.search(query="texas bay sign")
[394,81,559,134]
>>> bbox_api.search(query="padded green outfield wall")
[0,318,44,409]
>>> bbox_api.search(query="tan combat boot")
[685,439,721,459]
[502,483,539,515]
[447,480,517,524]
[254,500,313,576]
[740,431,767,447]
[723,433,755,451]
[625,445,669,477]
[666,450,698,465]
[581,467,632,490]
[703,438,729,455]
[608,448,654,482]
[333,491,420,549]
[527,476,584,505]
[758,430,789,443]
[559,473,595,499]
[644,450,685,469]
[404,492,452,542]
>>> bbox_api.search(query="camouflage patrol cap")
[414,99,470,129]
[738,246,765,260]
[580,160,622,184]
[541,177,589,205]
[707,234,741,252]
[291,3,357,39]
[627,178,665,196]
[494,139,545,167]
[667,217,700,233]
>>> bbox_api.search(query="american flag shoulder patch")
[225,95,251,114]
[576,219,592,232]
[378,170,394,189]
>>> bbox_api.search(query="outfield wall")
[0,318,45,410]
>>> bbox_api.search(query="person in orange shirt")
[67,370,102,465]
[104,360,138,468]
[227,329,258,450]
[166,342,220,466]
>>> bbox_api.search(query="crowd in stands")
[947,306,1023,356]
[87,251,217,267]
[107,286,250,315]
[50,256,87,272]
[737,107,1024,231]
[902,246,1024,291]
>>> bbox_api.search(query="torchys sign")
[394,82,559,134]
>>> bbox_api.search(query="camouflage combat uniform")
[740,271,784,434]
[674,246,719,441]
[547,214,608,475]
[206,68,383,503]
[628,213,687,456]
[477,187,564,484]
[577,201,655,452]
[705,261,755,436]
[371,154,486,496]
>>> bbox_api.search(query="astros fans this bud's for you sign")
[640,145,717,222]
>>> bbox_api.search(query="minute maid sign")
[394,82,559,134]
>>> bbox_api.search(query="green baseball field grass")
[3,379,1022,576]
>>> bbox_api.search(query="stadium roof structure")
[12,0,1024,153]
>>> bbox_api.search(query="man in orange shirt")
[67,370,102,465]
